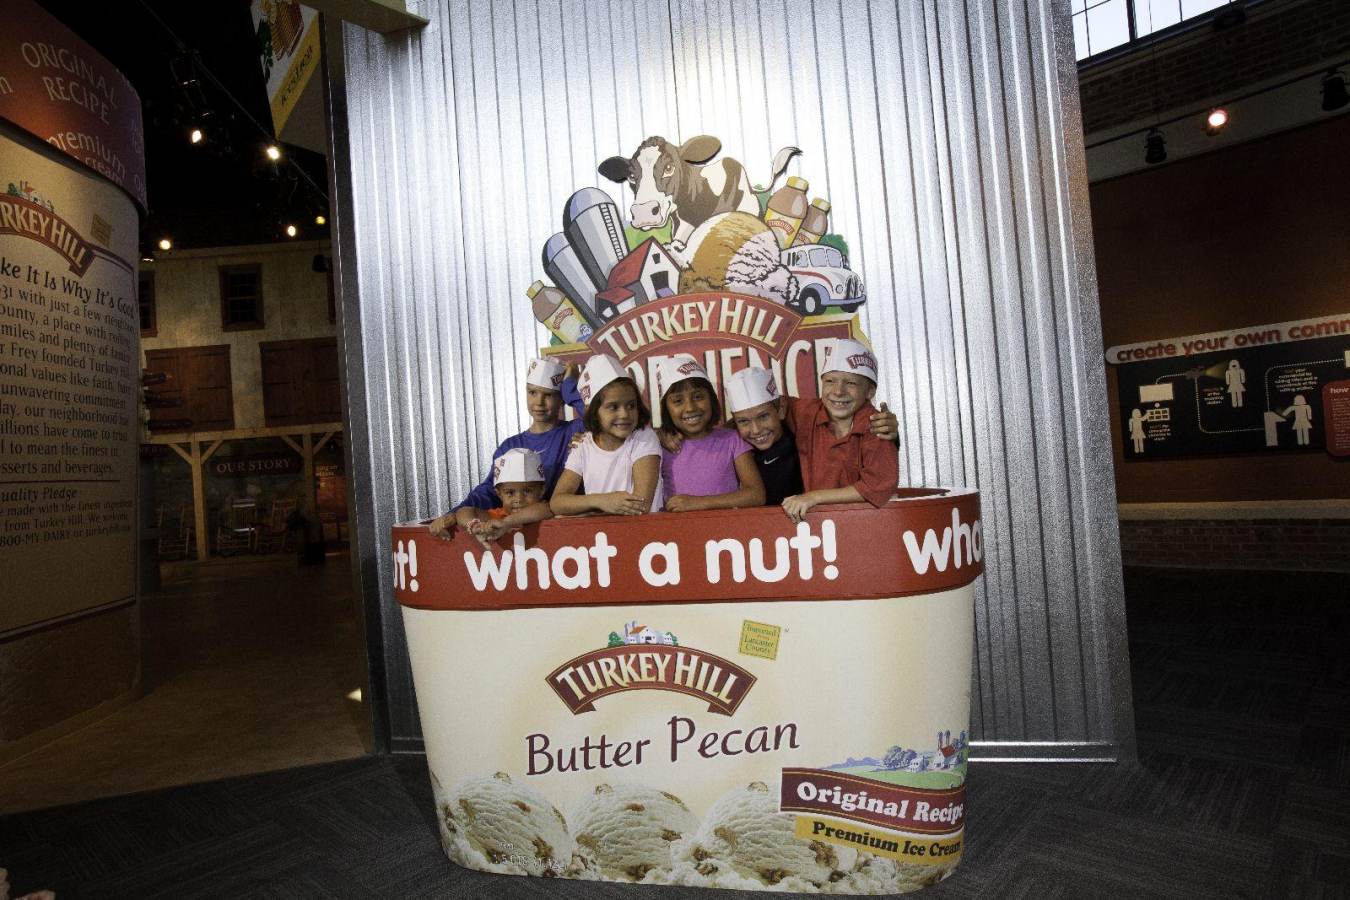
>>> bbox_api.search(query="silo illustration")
[542,232,604,329]
[564,188,628,291]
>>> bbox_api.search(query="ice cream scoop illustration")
[567,783,699,882]
[675,212,799,307]
[668,780,853,890]
[437,771,575,877]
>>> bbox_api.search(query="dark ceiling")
[37,0,331,252]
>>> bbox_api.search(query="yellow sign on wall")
[251,1,321,137]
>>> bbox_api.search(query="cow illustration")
[599,136,800,250]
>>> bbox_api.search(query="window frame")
[218,263,265,332]
[143,344,235,434]
[1074,0,1244,69]
[258,336,342,427]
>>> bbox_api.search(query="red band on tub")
[393,488,983,611]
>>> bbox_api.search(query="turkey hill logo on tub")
[546,621,756,716]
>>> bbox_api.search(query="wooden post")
[281,432,319,529]
[150,424,341,560]
[301,432,316,520]
[171,439,223,562]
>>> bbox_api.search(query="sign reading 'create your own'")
[1109,314,1350,459]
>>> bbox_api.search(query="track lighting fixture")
[1323,70,1349,112]
[1144,128,1167,165]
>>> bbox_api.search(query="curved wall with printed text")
[0,1,144,764]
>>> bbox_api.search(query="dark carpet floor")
[2,567,1346,898]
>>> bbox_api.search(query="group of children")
[428,339,900,544]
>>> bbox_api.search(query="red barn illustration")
[594,238,682,322]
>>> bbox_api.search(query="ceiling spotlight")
[1204,108,1229,135]
[314,214,326,226]
[285,224,298,238]
[1323,69,1349,112]
[189,127,204,144]
[265,145,282,161]
[1144,128,1167,165]
[158,238,172,251]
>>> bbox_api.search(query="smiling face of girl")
[663,378,719,439]
[589,380,644,449]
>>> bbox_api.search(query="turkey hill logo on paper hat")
[654,354,711,401]
[577,354,629,405]
[821,338,877,383]
[525,356,565,390]
[546,623,756,716]
[492,448,545,485]
[726,367,779,413]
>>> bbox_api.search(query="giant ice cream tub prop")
[393,488,982,893]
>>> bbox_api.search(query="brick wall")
[1119,518,1350,571]
[1080,0,1350,134]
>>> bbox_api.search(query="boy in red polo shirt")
[781,338,899,522]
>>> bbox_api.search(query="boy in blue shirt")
[429,357,583,538]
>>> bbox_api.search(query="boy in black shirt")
[725,367,897,506]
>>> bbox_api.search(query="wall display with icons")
[1107,314,1350,459]
[529,135,870,419]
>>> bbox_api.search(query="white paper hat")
[820,338,878,383]
[654,354,712,401]
[492,447,546,485]
[725,367,780,413]
[525,357,566,390]
[577,354,629,406]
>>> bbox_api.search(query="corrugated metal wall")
[328,0,1134,759]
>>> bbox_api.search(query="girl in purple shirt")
[656,356,765,512]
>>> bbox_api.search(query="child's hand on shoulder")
[570,431,588,451]
[869,402,898,442]
[657,430,684,454]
